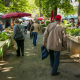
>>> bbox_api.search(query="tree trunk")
[54,7,57,19]
[4,0,10,7]
[78,0,80,16]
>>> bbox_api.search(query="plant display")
[40,24,46,27]
[46,20,50,26]
[66,28,80,36]
[0,32,11,41]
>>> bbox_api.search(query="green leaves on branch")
[0,0,38,14]
[35,0,76,17]
[59,0,75,14]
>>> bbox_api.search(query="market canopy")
[62,15,78,19]
[2,12,31,19]
[21,17,32,20]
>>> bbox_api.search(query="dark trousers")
[16,40,24,56]
[24,26,27,34]
[30,32,33,39]
[32,32,38,46]
[49,50,60,74]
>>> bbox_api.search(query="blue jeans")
[32,32,38,46]
[49,50,60,74]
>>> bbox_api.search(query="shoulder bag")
[31,24,34,32]
[49,26,56,33]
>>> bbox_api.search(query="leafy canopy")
[35,0,76,17]
[0,0,39,15]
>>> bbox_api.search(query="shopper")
[43,15,67,76]
[22,20,28,34]
[13,20,25,56]
[77,16,80,28]
[0,21,3,32]
[28,20,34,39]
[71,18,76,29]
[31,19,40,46]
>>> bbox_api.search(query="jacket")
[31,23,40,33]
[43,21,67,51]
[13,24,25,40]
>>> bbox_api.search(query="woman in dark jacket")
[28,20,34,39]
[0,21,3,32]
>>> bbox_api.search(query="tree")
[35,0,76,18]
[0,0,39,15]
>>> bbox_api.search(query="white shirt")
[22,22,28,26]
[71,25,76,29]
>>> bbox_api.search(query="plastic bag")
[11,41,18,50]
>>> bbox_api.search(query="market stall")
[66,28,80,58]
[0,29,13,60]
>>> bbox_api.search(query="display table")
[0,31,13,60]
[67,35,80,56]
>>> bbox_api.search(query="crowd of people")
[12,15,67,76]
[13,19,40,56]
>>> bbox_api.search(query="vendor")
[71,18,76,29]
[76,16,80,28]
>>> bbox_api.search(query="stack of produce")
[0,32,11,41]
[66,28,80,36]
[5,28,13,31]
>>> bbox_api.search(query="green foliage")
[66,28,80,36]
[59,0,75,14]
[40,24,46,27]
[63,20,68,24]
[0,0,39,14]
[0,32,10,41]
[35,0,75,17]
[46,20,50,26]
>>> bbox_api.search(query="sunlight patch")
[7,77,15,79]
[26,53,37,56]
[2,67,13,72]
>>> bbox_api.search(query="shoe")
[22,54,24,56]
[16,55,20,57]
[51,72,60,76]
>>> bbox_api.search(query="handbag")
[41,26,56,60]
[41,46,49,60]
[14,25,23,40]
[31,25,34,31]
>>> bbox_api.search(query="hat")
[55,15,61,21]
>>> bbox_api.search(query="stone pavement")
[0,31,80,80]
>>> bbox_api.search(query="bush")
[46,20,50,26]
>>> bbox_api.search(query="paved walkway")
[0,31,80,80]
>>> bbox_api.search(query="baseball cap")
[55,15,62,21]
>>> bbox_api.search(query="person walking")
[13,20,25,56]
[28,20,34,39]
[22,20,28,34]
[0,21,3,32]
[43,15,67,76]
[31,19,40,46]
[77,16,80,28]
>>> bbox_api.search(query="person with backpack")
[43,15,67,76]
[13,20,25,57]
